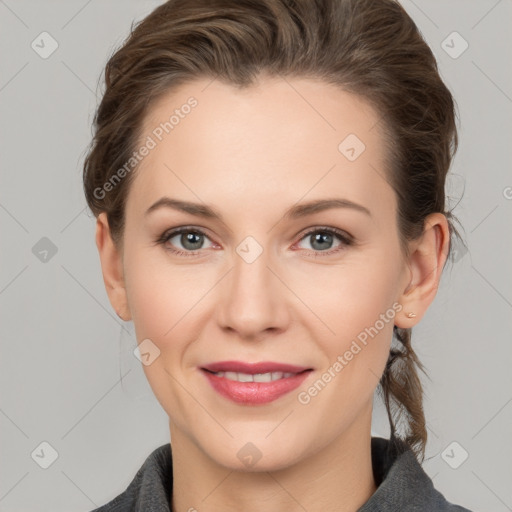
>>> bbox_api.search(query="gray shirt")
[89,436,473,511]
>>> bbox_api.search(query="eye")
[156,226,215,256]
[294,227,353,256]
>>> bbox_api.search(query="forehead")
[128,76,394,218]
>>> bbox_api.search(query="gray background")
[1,1,511,510]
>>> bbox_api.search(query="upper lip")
[201,361,312,374]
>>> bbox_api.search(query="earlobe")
[395,213,450,328]
[95,213,132,321]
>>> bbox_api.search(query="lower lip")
[201,369,312,405]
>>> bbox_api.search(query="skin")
[95,75,449,512]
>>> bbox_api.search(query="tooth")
[215,371,295,382]
[253,373,273,383]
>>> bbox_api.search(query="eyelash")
[155,225,354,258]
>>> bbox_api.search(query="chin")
[202,434,307,473]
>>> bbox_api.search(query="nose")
[216,239,290,339]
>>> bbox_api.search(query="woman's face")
[112,76,414,470]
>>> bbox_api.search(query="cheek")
[123,246,214,359]
[123,244,176,350]
[123,249,207,415]
[296,250,402,382]
[295,253,401,335]
[123,234,186,324]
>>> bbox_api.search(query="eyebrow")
[144,197,371,221]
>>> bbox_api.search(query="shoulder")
[357,436,474,511]
[88,443,173,512]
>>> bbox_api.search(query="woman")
[83,0,473,510]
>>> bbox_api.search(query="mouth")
[199,361,313,405]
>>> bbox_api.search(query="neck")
[169,404,377,512]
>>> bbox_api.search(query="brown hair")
[83,0,459,463]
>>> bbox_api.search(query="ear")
[395,212,450,328]
[95,212,132,321]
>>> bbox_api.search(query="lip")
[200,361,313,405]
